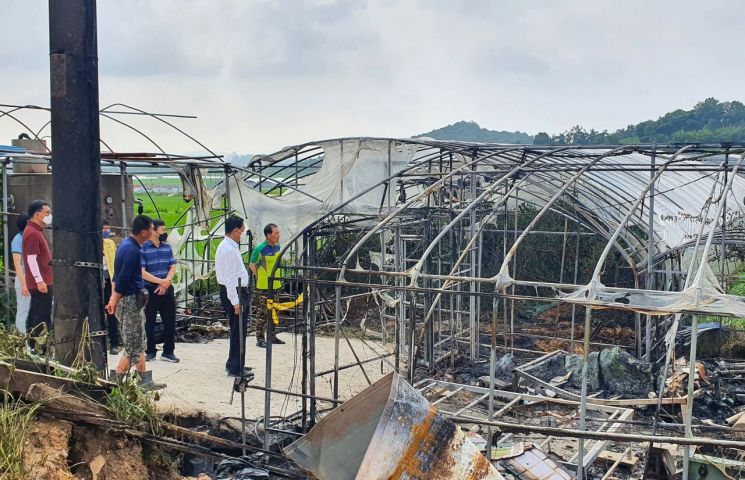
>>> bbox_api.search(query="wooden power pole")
[49,0,106,369]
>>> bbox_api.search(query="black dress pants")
[27,285,53,351]
[103,277,121,348]
[219,284,249,374]
[144,284,176,356]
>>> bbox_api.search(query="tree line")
[534,98,745,145]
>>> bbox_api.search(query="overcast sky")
[2,0,744,154]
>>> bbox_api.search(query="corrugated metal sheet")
[284,372,504,480]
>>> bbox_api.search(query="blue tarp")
[0,145,26,155]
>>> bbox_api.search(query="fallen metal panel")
[504,443,573,480]
[283,372,392,479]
[419,378,633,415]
[284,372,504,480]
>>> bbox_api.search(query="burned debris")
[3,112,745,479]
[227,139,745,479]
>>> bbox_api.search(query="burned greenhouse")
[4,109,745,478]
[226,138,745,479]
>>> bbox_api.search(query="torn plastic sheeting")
[369,251,394,271]
[518,151,745,253]
[231,139,418,239]
[371,289,400,309]
[284,372,504,480]
[690,453,745,480]
[560,264,745,318]
[177,165,219,230]
[214,457,270,479]
[560,287,745,317]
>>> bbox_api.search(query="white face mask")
[43,214,52,226]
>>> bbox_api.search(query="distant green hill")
[535,98,745,145]
[416,121,532,144]
[419,99,745,146]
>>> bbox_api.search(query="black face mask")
[158,233,168,243]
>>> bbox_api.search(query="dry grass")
[598,326,635,345]
[0,326,32,361]
[720,329,745,357]
[534,339,583,354]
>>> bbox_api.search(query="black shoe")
[141,381,167,391]
[227,369,255,379]
[161,353,180,363]
[137,371,166,390]
[225,366,253,373]
[271,336,285,345]
[110,346,120,355]
[145,353,156,362]
[256,340,267,348]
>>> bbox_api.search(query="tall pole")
[645,149,656,360]
[469,151,477,361]
[3,161,10,327]
[49,0,105,369]
[308,236,318,427]
[576,306,593,480]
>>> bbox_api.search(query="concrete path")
[107,332,394,421]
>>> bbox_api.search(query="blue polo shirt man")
[106,215,154,375]
[140,218,179,363]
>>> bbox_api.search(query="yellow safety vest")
[257,250,282,290]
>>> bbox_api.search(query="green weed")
[106,376,162,436]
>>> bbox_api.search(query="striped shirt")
[140,240,176,283]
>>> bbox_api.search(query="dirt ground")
[23,418,77,480]
[107,331,394,421]
[22,418,212,480]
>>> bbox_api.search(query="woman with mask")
[11,213,30,333]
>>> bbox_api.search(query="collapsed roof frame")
[0,102,234,330]
[4,99,745,476]
[237,138,745,479]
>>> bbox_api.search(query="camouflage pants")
[116,294,146,360]
[254,292,272,341]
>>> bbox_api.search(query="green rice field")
[138,193,192,227]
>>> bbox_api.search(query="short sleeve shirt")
[140,240,176,282]
[11,233,23,273]
[113,236,144,295]
[249,240,281,265]
[23,222,53,290]
[11,233,22,255]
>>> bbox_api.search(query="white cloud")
[1,0,744,153]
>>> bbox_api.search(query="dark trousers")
[144,284,176,356]
[103,277,121,348]
[219,284,249,374]
[27,285,53,351]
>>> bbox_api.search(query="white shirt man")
[216,237,249,309]
[215,215,252,378]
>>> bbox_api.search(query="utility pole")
[49,0,106,369]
